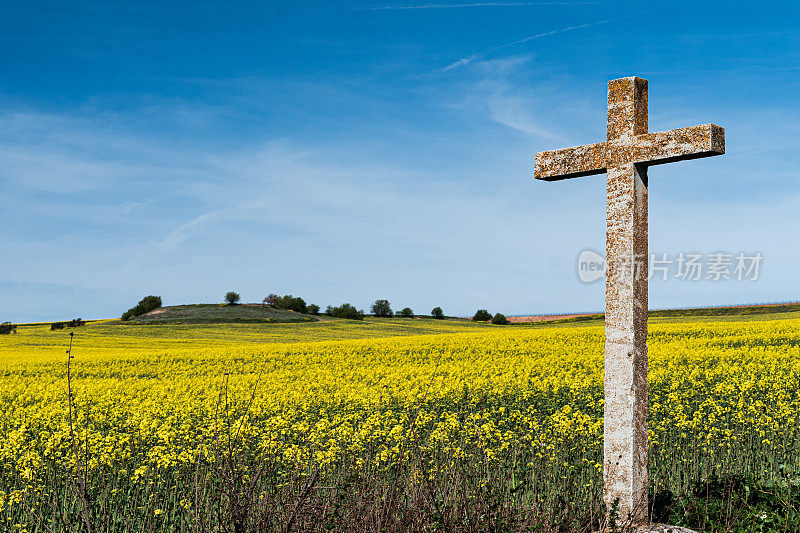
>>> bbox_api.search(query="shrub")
[307,304,320,316]
[472,309,492,322]
[121,295,162,321]
[225,292,241,305]
[431,307,444,320]
[67,318,85,328]
[275,295,307,314]
[371,299,393,318]
[264,294,280,306]
[50,322,66,330]
[398,307,414,318]
[326,303,365,320]
[491,313,509,325]
[0,322,16,334]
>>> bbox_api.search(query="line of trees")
[326,303,364,320]
[50,318,85,330]
[261,295,510,324]
[472,309,508,325]
[262,296,447,322]
[370,300,445,320]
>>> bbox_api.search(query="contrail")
[443,14,632,71]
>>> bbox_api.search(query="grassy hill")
[123,304,319,324]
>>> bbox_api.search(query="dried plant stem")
[66,332,92,533]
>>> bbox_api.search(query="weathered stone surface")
[604,160,649,524]
[533,76,725,525]
[535,141,607,180]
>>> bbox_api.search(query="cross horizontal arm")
[534,141,607,181]
[614,124,725,167]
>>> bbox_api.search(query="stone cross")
[534,77,724,525]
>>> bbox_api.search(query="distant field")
[510,302,800,326]
[0,313,798,530]
[4,315,498,355]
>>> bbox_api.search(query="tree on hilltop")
[431,307,444,319]
[371,299,393,318]
[225,292,241,305]
[398,307,414,318]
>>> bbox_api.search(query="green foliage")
[0,322,16,335]
[121,295,163,321]
[398,307,414,318]
[274,295,308,314]
[491,313,508,325]
[472,309,492,322]
[371,299,393,318]
[326,303,365,321]
[431,307,444,320]
[225,292,241,305]
[652,474,800,532]
[51,319,86,329]
[264,294,280,306]
[307,304,320,316]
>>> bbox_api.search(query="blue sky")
[1,0,799,322]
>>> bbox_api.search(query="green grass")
[121,303,319,324]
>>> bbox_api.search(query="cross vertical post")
[604,77,649,523]
[533,76,724,527]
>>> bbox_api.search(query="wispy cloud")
[443,54,481,71]
[487,92,566,139]
[158,210,226,251]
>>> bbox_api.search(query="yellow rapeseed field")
[0,315,799,519]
